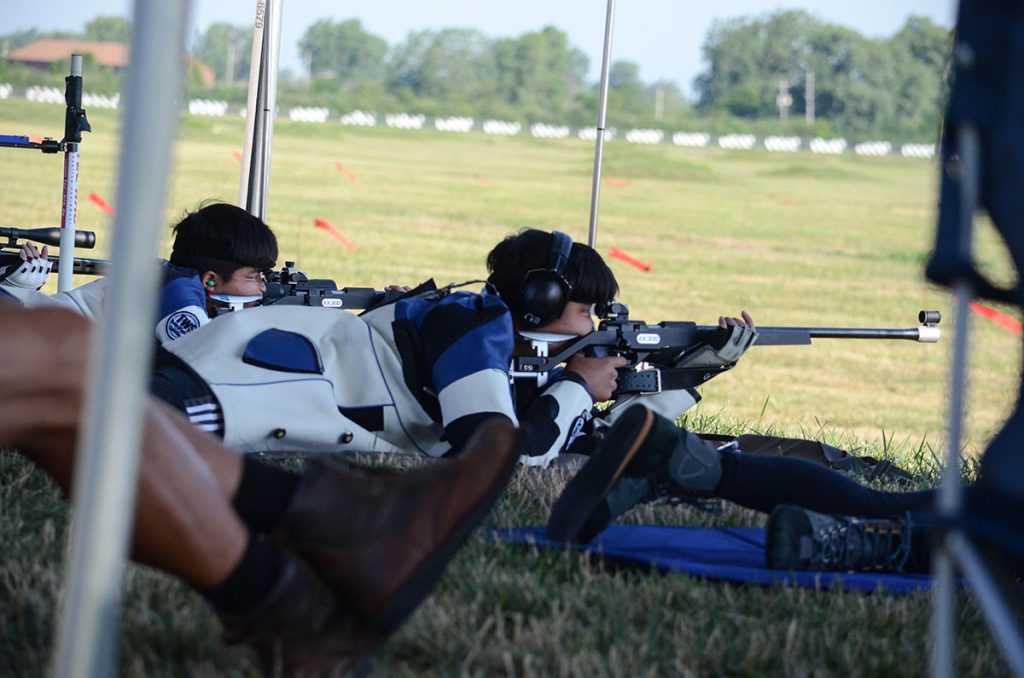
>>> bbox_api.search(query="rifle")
[0,226,107,276]
[511,302,941,396]
[247,260,401,311]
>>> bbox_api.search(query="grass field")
[0,98,1020,675]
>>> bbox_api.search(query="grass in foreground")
[0,412,1008,676]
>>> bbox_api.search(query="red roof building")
[7,39,215,87]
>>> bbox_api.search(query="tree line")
[0,11,950,141]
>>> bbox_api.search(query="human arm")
[155,267,211,343]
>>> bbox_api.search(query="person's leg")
[0,306,251,589]
[549,406,935,544]
[713,448,934,518]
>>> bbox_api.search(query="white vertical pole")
[586,0,615,249]
[52,0,191,676]
[57,55,83,293]
[929,124,979,678]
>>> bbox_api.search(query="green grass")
[0,419,1006,676]
[0,99,1019,675]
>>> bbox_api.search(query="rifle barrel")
[749,325,939,345]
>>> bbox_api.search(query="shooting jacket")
[160,287,598,462]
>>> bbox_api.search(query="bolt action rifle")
[511,302,941,397]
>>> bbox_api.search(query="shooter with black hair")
[157,201,278,342]
[0,201,278,345]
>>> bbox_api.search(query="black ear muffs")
[517,230,573,328]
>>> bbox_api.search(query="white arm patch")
[156,304,210,344]
[519,377,593,468]
[438,368,518,428]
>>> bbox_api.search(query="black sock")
[200,534,284,615]
[232,456,301,533]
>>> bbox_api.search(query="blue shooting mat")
[489,525,945,594]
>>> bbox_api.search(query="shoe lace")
[815,514,913,572]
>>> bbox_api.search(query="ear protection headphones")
[516,230,573,328]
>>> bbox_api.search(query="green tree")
[193,22,252,85]
[693,10,949,139]
[298,19,387,85]
[492,26,588,121]
[83,16,131,43]
[386,28,495,104]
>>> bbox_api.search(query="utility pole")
[654,85,664,122]
[805,71,815,125]
[226,41,235,84]
[776,77,792,121]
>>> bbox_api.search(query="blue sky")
[4,1,955,97]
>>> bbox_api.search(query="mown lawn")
[0,98,1018,675]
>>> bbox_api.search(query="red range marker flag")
[314,218,357,252]
[232,150,242,163]
[602,178,631,188]
[608,246,652,272]
[88,192,116,216]
[334,162,357,181]
[970,301,1022,334]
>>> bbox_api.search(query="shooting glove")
[674,323,758,370]
[0,256,53,290]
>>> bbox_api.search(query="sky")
[3,1,956,97]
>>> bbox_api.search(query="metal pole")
[58,55,83,293]
[238,0,282,220]
[53,1,190,676]
[238,0,267,213]
[586,0,615,249]
[258,0,283,214]
[946,534,1024,676]
[929,124,980,678]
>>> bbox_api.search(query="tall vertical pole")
[805,71,815,126]
[52,1,190,676]
[929,124,979,678]
[238,0,283,220]
[586,0,616,249]
[58,54,87,292]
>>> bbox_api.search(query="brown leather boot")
[219,550,379,677]
[277,418,518,638]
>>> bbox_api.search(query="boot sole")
[371,418,520,638]
[546,406,655,543]
[765,504,813,570]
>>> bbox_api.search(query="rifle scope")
[1,227,96,249]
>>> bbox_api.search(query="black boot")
[547,405,723,544]
[765,504,917,572]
